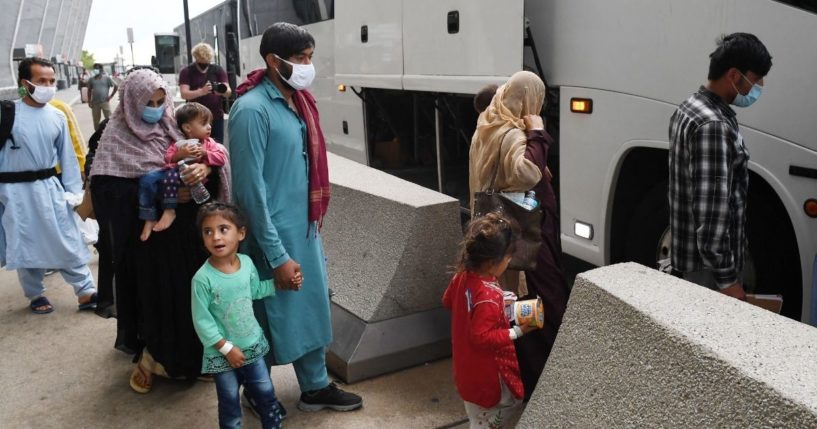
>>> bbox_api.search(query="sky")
[83,0,224,66]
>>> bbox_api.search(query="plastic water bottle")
[178,160,211,204]
[521,191,538,210]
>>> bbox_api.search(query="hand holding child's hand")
[274,259,303,291]
[226,347,245,368]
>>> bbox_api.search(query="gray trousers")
[683,270,742,291]
[91,101,111,130]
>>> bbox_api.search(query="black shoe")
[297,382,363,412]
[241,388,287,421]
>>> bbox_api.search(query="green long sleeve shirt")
[191,253,274,373]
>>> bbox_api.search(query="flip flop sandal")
[129,363,153,394]
[78,293,97,311]
[30,296,54,314]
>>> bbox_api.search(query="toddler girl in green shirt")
[192,202,299,429]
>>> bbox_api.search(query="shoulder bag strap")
[486,128,516,192]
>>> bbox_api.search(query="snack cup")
[513,297,545,328]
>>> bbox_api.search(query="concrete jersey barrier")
[519,262,817,428]
[322,152,462,382]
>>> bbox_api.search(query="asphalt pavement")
[0,85,468,429]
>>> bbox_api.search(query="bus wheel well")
[610,147,802,320]
[609,147,668,265]
[745,171,802,319]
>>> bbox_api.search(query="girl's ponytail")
[456,212,517,272]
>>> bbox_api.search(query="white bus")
[237,0,817,324]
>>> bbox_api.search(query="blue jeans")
[137,168,180,220]
[213,358,281,429]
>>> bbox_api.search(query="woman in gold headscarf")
[468,71,570,400]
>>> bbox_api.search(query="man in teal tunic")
[229,22,363,413]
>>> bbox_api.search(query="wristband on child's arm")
[218,341,234,355]
[509,326,524,341]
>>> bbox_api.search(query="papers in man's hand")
[745,294,783,314]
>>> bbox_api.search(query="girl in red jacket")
[443,213,539,428]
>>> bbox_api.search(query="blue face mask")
[141,105,165,124]
[731,72,763,108]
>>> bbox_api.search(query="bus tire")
[623,181,668,270]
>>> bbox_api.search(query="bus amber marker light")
[338,84,347,92]
[570,98,593,114]
[805,199,817,218]
[574,221,593,240]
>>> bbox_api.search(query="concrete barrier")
[519,262,817,428]
[322,153,461,383]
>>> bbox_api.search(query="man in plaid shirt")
[668,33,772,300]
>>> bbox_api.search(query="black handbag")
[473,132,544,271]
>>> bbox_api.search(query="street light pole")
[183,0,193,65]
[127,28,135,68]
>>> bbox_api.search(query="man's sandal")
[30,296,54,314]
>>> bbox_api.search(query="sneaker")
[297,382,363,412]
[241,388,287,421]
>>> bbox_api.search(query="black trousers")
[90,176,139,326]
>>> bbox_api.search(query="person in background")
[473,84,499,114]
[49,98,87,181]
[79,68,90,104]
[0,57,97,314]
[88,63,118,130]
[179,43,232,143]
[668,33,772,299]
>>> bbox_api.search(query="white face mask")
[275,55,316,90]
[25,80,56,104]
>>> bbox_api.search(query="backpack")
[0,99,16,150]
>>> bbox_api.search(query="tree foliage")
[80,50,95,70]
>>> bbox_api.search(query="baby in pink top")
[138,102,227,241]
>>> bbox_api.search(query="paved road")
[0,87,467,428]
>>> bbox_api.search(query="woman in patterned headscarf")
[90,69,231,393]
[469,71,569,400]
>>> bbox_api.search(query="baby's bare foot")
[140,220,157,241]
[153,209,177,232]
